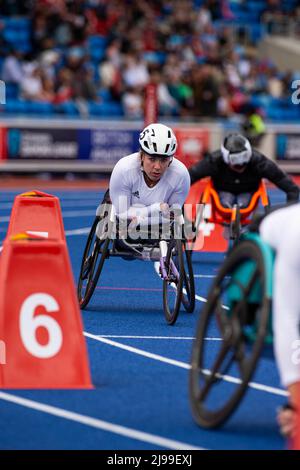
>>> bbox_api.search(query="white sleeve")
[167,172,190,210]
[272,232,300,388]
[109,163,160,220]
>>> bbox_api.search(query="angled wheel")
[181,246,195,313]
[163,238,184,325]
[77,211,111,309]
[189,239,271,428]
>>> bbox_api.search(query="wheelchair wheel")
[77,215,111,309]
[163,238,184,325]
[189,239,271,428]
[181,246,195,313]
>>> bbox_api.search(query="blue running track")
[0,187,289,450]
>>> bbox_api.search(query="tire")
[181,246,195,313]
[189,239,271,428]
[77,215,111,309]
[163,238,184,325]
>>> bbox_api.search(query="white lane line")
[0,227,90,242]
[62,210,97,217]
[194,274,216,278]
[0,391,203,450]
[0,200,100,210]
[0,227,90,238]
[84,332,190,369]
[65,228,90,236]
[98,335,222,341]
[0,210,97,223]
[84,333,288,397]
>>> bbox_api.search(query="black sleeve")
[188,156,214,185]
[257,154,300,202]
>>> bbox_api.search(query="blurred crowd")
[0,0,300,119]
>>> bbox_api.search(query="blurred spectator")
[165,69,193,115]
[21,64,52,101]
[191,64,220,117]
[122,86,143,119]
[149,69,179,116]
[267,66,284,98]
[73,67,98,102]
[1,49,23,85]
[73,67,99,116]
[241,104,266,147]
[217,83,233,118]
[31,13,50,53]
[0,0,298,120]
[39,50,60,81]
[98,39,122,99]
[65,46,87,74]
[0,21,9,56]
[53,68,74,105]
[261,0,287,34]
[194,4,212,33]
[122,53,149,90]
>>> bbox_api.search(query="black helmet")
[221,133,252,166]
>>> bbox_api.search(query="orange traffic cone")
[6,190,65,241]
[0,234,92,388]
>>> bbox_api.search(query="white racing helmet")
[139,123,177,157]
[221,133,252,166]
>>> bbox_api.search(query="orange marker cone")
[6,190,65,241]
[0,234,92,388]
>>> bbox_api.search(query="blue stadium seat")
[88,35,107,48]
[265,106,300,121]
[2,17,31,30]
[250,94,272,109]
[25,101,54,115]
[143,51,166,65]
[5,83,19,99]
[55,101,80,116]
[88,101,123,117]
[89,46,105,63]
[247,2,265,13]
[4,99,27,114]
[97,89,112,102]
[88,35,107,62]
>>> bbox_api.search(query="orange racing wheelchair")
[190,179,270,247]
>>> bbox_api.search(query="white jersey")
[109,152,190,220]
[260,203,300,387]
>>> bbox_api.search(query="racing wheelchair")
[189,231,275,428]
[191,179,270,245]
[77,192,195,325]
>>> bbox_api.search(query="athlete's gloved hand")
[159,203,170,215]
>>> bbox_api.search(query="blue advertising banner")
[7,128,78,159]
[78,128,140,163]
[7,126,140,162]
[276,133,300,161]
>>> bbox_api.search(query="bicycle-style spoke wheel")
[77,215,111,309]
[163,238,184,325]
[189,239,271,428]
[181,244,195,313]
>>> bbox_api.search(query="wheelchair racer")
[189,133,299,208]
[108,123,190,244]
[259,203,300,441]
